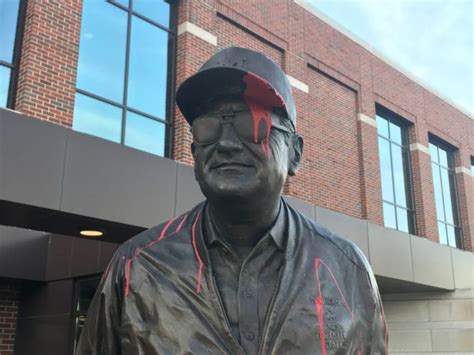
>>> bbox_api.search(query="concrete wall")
[385,289,474,354]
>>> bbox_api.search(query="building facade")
[0,0,473,354]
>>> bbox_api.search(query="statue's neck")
[207,197,281,249]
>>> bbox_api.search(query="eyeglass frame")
[190,111,295,146]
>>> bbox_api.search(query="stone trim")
[286,75,309,93]
[177,22,217,46]
[357,113,377,128]
[409,143,431,155]
[455,166,472,176]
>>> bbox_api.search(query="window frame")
[0,0,26,109]
[375,104,416,234]
[429,135,463,248]
[70,274,102,355]
[74,0,177,158]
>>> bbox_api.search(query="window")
[471,157,474,176]
[72,276,101,353]
[429,138,462,248]
[0,0,23,108]
[376,107,415,233]
[73,0,175,157]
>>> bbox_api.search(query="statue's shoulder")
[286,201,369,272]
[123,202,205,254]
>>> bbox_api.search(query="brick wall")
[0,279,20,355]
[171,0,473,248]
[14,0,82,126]
[11,1,473,249]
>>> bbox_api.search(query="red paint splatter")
[123,215,191,297]
[314,259,327,355]
[191,211,203,294]
[243,72,285,159]
[314,258,363,354]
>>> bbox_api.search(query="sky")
[303,0,473,116]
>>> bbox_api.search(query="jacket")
[77,199,388,354]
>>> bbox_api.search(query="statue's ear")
[288,134,303,176]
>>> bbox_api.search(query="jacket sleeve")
[75,246,128,355]
[367,265,388,354]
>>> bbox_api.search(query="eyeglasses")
[191,112,293,145]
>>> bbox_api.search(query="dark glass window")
[0,0,22,108]
[471,157,474,175]
[73,0,175,157]
[429,138,462,248]
[72,276,101,353]
[376,107,415,233]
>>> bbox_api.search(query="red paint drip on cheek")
[243,72,285,159]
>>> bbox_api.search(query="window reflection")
[376,107,414,234]
[133,0,170,27]
[0,66,11,107]
[76,0,127,102]
[73,93,122,143]
[0,0,21,109]
[125,112,165,156]
[430,138,461,248]
[0,0,20,63]
[128,17,168,118]
[73,0,174,157]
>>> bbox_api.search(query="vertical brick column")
[455,153,473,251]
[357,51,383,224]
[0,279,20,355]
[173,0,217,164]
[14,0,82,126]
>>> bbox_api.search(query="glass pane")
[378,137,394,203]
[125,112,165,156]
[440,168,454,224]
[133,0,170,27]
[396,207,409,233]
[0,65,11,108]
[471,158,474,175]
[446,225,456,248]
[383,202,397,229]
[0,0,20,63]
[391,144,407,208]
[438,147,448,168]
[113,0,129,7]
[438,222,447,245]
[429,143,438,163]
[432,163,445,222]
[128,17,169,119]
[73,93,122,143]
[376,115,389,138]
[389,121,402,145]
[77,278,100,312]
[76,0,127,102]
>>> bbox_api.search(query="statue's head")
[176,47,303,205]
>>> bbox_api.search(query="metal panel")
[451,248,474,289]
[175,162,204,216]
[61,130,177,228]
[70,237,100,277]
[0,225,48,281]
[99,241,120,270]
[316,206,369,258]
[45,235,74,281]
[284,195,316,220]
[410,235,455,290]
[368,223,413,282]
[0,109,66,209]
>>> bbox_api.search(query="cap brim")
[176,67,248,125]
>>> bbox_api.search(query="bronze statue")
[77,47,387,354]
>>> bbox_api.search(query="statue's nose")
[216,122,243,153]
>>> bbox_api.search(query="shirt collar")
[203,199,287,251]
